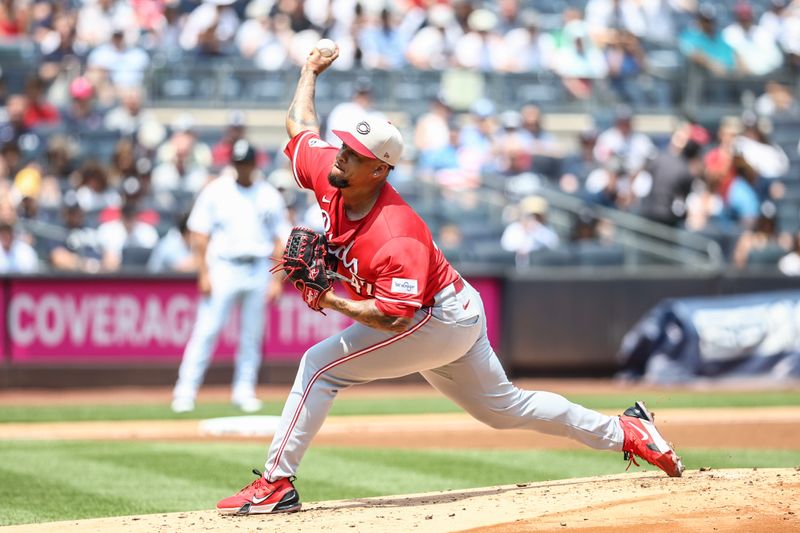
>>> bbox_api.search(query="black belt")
[225,256,260,265]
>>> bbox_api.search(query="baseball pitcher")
[216,45,683,515]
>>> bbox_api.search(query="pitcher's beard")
[328,173,350,189]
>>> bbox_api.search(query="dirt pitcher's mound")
[4,469,797,533]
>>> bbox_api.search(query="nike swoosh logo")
[462,299,470,310]
[631,424,650,441]
[252,490,275,504]
[322,195,331,203]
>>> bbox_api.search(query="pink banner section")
[7,277,500,364]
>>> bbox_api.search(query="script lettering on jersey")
[328,241,358,275]
[326,239,376,298]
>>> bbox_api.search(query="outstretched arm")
[286,44,340,139]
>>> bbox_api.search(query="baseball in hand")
[316,38,337,57]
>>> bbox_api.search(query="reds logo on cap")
[332,117,404,167]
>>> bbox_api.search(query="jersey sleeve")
[371,237,431,318]
[187,186,213,235]
[283,131,338,192]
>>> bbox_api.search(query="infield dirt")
[2,382,799,532]
[2,468,797,532]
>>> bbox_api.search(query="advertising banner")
[617,290,800,383]
[7,277,500,364]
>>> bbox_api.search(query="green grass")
[1,390,798,423]
[0,440,798,526]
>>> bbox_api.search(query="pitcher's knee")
[481,416,523,430]
[297,348,361,390]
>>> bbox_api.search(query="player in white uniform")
[171,140,289,413]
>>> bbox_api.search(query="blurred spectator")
[76,0,138,48]
[503,9,554,73]
[585,154,628,208]
[561,128,600,188]
[75,160,121,212]
[149,0,185,55]
[460,98,499,175]
[0,220,38,273]
[454,9,508,72]
[359,7,407,70]
[594,106,655,172]
[636,123,704,226]
[42,134,77,182]
[414,94,452,156]
[687,148,759,233]
[570,209,603,243]
[755,81,800,117]
[12,165,46,222]
[493,110,533,176]
[552,19,608,100]
[679,4,737,109]
[87,24,150,88]
[586,0,647,45]
[272,0,313,33]
[237,0,289,70]
[640,0,681,46]
[147,211,196,272]
[158,114,211,168]
[101,175,158,228]
[417,120,478,191]
[495,0,521,34]
[604,29,650,107]
[722,1,783,76]
[759,0,789,37]
[406,4,460,70]
[520,104,560,157]
[39,11,86,67]
[181,0,240,55]
[778,1,800,68]
[323,78,386,146]
[735,111,789,179]
[104,86,162,136]
[212,111,268,168]
[61,77,105,134]
[152,114,211,193]
[0,142,23,180]
[0,94,29,145]
[679,5,737,76]
[778,231,800,276]
[501,195,559,267]
[732,201,787,269]
[48,191,103,273]
[23,76,61,128]
[97,200,159,271]
[0,0,29,38]
[108,138,138,186]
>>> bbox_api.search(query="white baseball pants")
[264,279,624,481]
[174,258,270,403]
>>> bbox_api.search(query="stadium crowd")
[0,0,800,274]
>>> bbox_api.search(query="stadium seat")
[746,245,786,267]
[121,246,153,269]
[572,241,626,266]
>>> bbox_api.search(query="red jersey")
[285,130,458,318]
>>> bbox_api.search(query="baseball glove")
[271,227,335,313]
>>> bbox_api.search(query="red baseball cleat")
[217,469,301,515]
[620,401,685,477]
